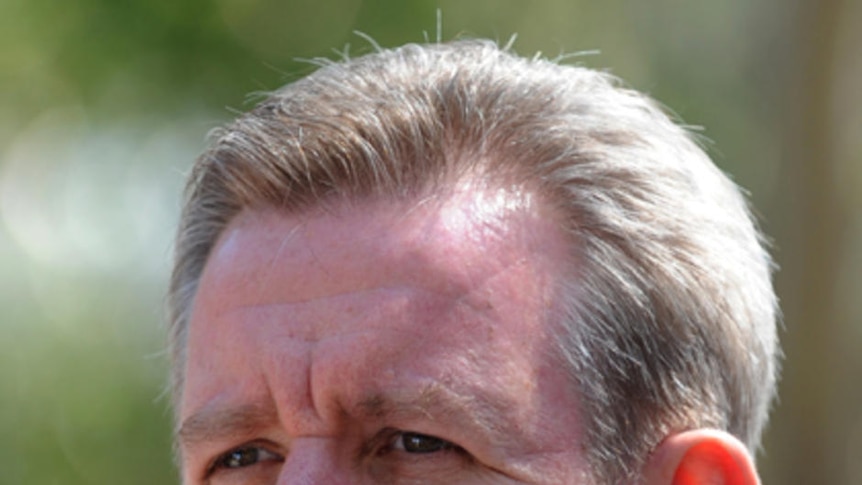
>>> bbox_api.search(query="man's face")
[178,187,591,484]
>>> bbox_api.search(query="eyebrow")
[353,383,504,439]
[178,383,508,450]
[177,402,278,448]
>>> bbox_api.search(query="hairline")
[167,38,778,483]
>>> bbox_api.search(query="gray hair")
[169,39,779,483]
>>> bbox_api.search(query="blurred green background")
[1,0,859,483]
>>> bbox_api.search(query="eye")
[369,429,474,478]
[208,444,283,474]
[391,431,460,454]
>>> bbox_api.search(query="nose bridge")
[276,437,353,485]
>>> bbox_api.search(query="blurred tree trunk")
[764,0,853,483]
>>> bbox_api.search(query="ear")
[641,429,760,485]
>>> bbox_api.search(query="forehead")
[194,185,566,311]
[181,185,574,419]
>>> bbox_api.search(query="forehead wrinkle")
[218,277,491,329]
[212,189,550,314]
[238,281,451,308]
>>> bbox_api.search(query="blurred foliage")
[1,0,859,483]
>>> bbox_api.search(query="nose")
[276,438,353,485]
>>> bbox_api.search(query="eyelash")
[206,429,467,477]
[381,429,462,455]
[206,442,283,476]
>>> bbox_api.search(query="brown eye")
[219,447,260,468]
[211,445,282,472]
[394,432,457,454]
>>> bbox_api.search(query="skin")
[178,185,594,484]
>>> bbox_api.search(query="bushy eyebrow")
[177,402,278,448]
[177,383,507,451]
[353,383,503,439]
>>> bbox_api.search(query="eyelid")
[205,440,284,478]
[372,427,466,456]
[392,431,459,453]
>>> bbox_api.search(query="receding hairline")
[169,38,779,483]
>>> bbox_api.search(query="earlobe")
[642,429,760,485]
